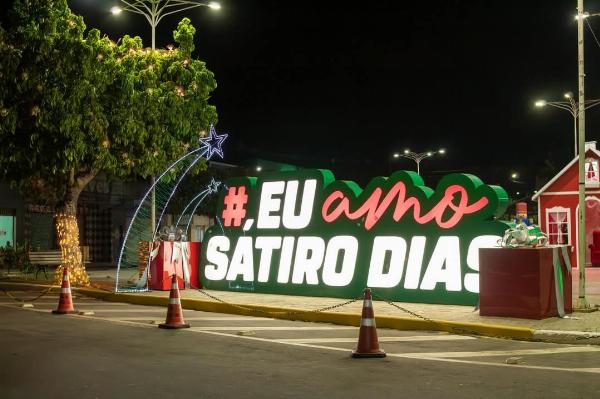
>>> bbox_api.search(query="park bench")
[28,250,62,279]
[27,247,90,279]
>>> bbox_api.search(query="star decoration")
[207,178,222,194]
[199,124,227,159]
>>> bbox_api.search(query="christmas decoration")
[116,127,227,292]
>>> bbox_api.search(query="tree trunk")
[53,172,97,286]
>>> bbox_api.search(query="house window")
[546,207,570,245]
[585,159,599,187]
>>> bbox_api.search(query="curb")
[533,330,600,345]
[4,281,598,345]
[74,287,535,342]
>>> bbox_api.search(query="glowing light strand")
[116,125,228,292]
[115,147,204,291]
[184,191,212,234]
[53,213,90,286]
[174,188,211,227]
[152,154,203,240]
[175,179,220,230]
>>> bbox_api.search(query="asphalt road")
[1,291,599,399]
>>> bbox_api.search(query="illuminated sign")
[201,169,508,305]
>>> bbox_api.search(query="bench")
[28,251,62,279]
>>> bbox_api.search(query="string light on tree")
[53,213,90,286]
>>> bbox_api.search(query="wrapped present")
[146,241,200,290]
[479,246,572,319]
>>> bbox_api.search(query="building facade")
[532,141,600,268]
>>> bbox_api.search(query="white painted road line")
[387,353,600,375]
[4,302,600,375]
[189,329,600,375]
[0,300,129,306]
[46,308,179,312]
[273,335,476,343]
[189,326,356,331]
[112,317,276,321]
[398,346,600,358]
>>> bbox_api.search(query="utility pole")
[577,0,589,308]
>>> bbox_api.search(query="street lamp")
[111,0,220,236]
[534,92,600,157]
[110,1,221,50]
[397,148,446,175]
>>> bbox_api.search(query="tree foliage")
[0,0,218,210]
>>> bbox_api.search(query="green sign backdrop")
[201,169,508,305]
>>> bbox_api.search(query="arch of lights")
[115,125,228,292]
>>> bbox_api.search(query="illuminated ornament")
[208,178,221,194]
[96,53,104,61]
[183,59,189,66]
[30,105,40,116]
[116,127,228,292]
[175,85,185,97]
[166,44,175,51]
[199,125,228,159]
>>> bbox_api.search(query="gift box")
[479,246,572,319]
[148,241,200,290]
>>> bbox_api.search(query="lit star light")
[208,178,222,194]
[200,125,227,159]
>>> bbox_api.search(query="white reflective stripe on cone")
[361,318,376,327]
[169,298,181,305]
[171,283,178,290]
[363,299,372,308]
[61,288,71,294]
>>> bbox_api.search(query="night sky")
[63,1,600,193]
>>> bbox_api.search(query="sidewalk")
[3,266,600,344]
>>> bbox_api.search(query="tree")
[0,1,217,284]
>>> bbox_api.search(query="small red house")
[532,141,600,268]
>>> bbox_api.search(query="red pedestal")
[148,241,201,290]
[479,247,572,319]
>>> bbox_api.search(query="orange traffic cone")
[52,267,78,315]
[159,274,190,329]
[352,288,386,358]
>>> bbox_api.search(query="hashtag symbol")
[222,186,248,227]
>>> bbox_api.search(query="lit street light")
[534,92,600,157]
[396,148,446,175]
[111,0,220,236]
[110,1,221,50]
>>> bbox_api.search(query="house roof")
[532,147,600,201]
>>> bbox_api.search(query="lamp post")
[576,0,589,309]
[397,148,445,175]
[111,1,221,50]
[111,0,220,235]
[534,93,600,157]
